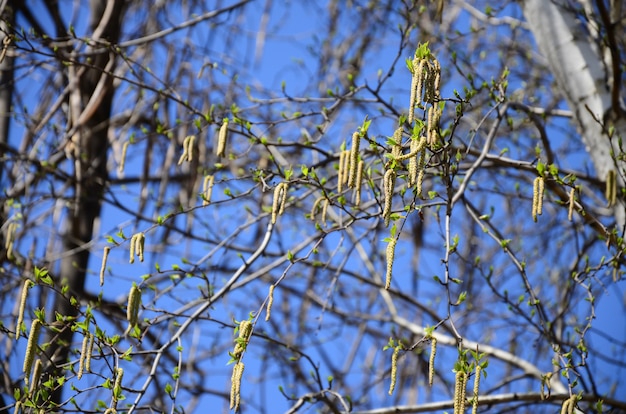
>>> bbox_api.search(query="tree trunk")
[522,0,625,231]
[45,0,125,406]
[0,5,15,413]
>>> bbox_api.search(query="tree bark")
[45,0,126,406]
[522,0,625,231]
[0,6,15,414]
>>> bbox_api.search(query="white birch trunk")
[522,0,625,230]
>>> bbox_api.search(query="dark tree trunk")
[45,0,126,406]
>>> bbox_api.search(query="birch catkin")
[100,246,110,287]
[355,160,364,206]
[129,233,145,263]
[265,284,275,321]
[29,359,43,395]
[388,345,400,395]
[532,177,545,222]
[5,221,16,259]
[202,174,215,206]
[15,279,32,340]
[230,361,245,410]
[472,365,481,414]
[348,132,360,188]
[383,169,396,227]
[271,182,288,224]
[23,319,42,383]
[118,141,129,174]
[127,285,141,328]
[77,333,90,380]
[568,187,575,221]
[428,337,437,387]
[216,118,229,157]
[385,238,397,290]
[606,169,617,207]
[177,135,196,165]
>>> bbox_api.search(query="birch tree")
[0,1,624,414]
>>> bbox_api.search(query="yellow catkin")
[311,196,324,221]
[23,319,42,383]
[77,333,90,379]
[433,59,441,99]
[427,106,436,146]
[103,409,117,414]
[13,401,21,414]
[202,174,215,206]
[408,58,419,125]
[6,221,17,258]
[428,337,437,387]
[391,127,403,160]
[136,233,145,262]
[453,370,463,414]
[216,118,229,157]
[472,365,481,414]
[233,320,253,358]
[605,169,617,207]
[383,169,396,227]
[118,141,129,174]
[271,183,288,224]
[355,160,364,206]
[130,233,145,264]
[230,362,245,410]
[321,198,329,227]
[178,135,195,165]
[85,333,94,373]
[129,234,135,264]
[385,238,397,290]
[113,367,124,403]
[460,371,468,413]
[265,285,275,322]
[29,359,43,395]
[560,395,577,414]
[409,58,425,124]
[127,285,141,328]
[100,246,110,287]
[568,187,575,221]
[15,279,32,340]
[388,345,400,395]
[532,177,545,222]
[337,150,346,193]
[342,150,350,186]
[348,132,360,188]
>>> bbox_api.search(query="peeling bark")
[522,0,625,231]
